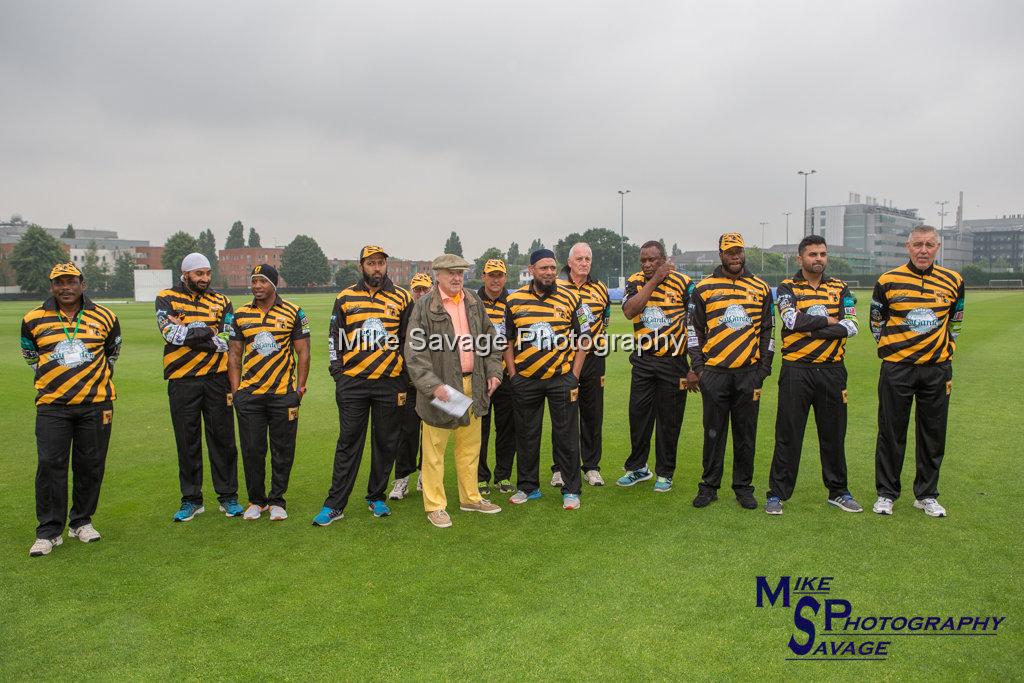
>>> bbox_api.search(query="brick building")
[219,247,286,288]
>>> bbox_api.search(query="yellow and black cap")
[483,258,507,274]
[360,245,388,261]
[49,262,83,280]
[719,233,746,251]
[251,263,279,287]
[410,273,433,289]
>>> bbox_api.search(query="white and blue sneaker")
[653,476,672,493]
[828,494,863,513]
[616,467,653,487]
[562,493,581,510]
[312,507,344,526]
[219,498,244,517]
[509,489,543,505]
[765,496,783,515]
[368,500,391,517]
[173,502,205,522]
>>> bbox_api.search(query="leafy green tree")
[528,238,545,254]
[162,231,199,279]
[10,224,68,294]
[109,251,136,297]
[281,235,330,286]
[960,263,986,286]
[744,247,785,275]
[82,240,109,293]
[225,221,245,249]
[444,231,463,257]
[196,228,219,279]
[333,263,361,289]
[506,242,521,267]
[247,227,262,248]
[828,256,854,276]
[62,223,76,238]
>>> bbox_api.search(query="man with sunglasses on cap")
[22,262,122,556]
[476,258,518,495]
[155,252,242,522]
[688,233,774,510]
[389,271,433,500]
[228,264,310,521]
[314,245,413,526]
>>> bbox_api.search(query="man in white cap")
[155,252,242,522]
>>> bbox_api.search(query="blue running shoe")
[616,467,653,487]
[312,507,344,526]
[653,476,672,493]
[173,502,205,522]
[218,498,244,517]
[369,500,391,517]
[509,489,543,504]
[562,493,581,510]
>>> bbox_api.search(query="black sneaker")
[736,492,758,509]
[692,490,718,508]
[497,479,514,494]
[478,481,491,496]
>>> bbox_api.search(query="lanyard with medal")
[58,308,88,366]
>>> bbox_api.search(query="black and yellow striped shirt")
[558,272,611,352]
[230,297,310,394]
[20,297,121,406]
[687,266,774,373]
[478,287,509,338]
[155,283,234,380]
[504,282,588,379]
[776,274,858,364]
[622,270,693,357]
[329,278,412,380]
[870,262,965,364]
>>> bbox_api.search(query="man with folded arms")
[404,254,503,528]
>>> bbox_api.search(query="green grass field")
[1,291,1021,680]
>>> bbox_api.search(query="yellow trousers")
[421,376,483,512]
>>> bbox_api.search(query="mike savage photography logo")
[755,575,1006,662]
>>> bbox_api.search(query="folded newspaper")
[429,384,473,418]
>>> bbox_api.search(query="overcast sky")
[2,0,1022,260]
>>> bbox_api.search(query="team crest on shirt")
[274,317,286,329]
[904,307,940,333]
[722,304,753,330]
[528,321,557,350]
[828,290,840,304]
[554,305,569,320]
[251,331,281,357]
[386,304,399,318]
[53,338,93,368]
[935,291,951,305]
[360,318,387,347]
[641,306,671,331]
[748,289,762,305]
[579,303,596,325]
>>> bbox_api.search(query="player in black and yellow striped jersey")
[21,263,121,557]
[228,264,310,521]
[556,243,611,486]
[687,233,774,510]
[475,258,517,495]
[618,240,695,493]
[503,249,589,508]
[315,245,413,525]
[389,271,433,500]
[765,235,863,515]
[155,252,242,522]
[869,225,966,518]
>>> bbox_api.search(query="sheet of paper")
[430,384,473,418]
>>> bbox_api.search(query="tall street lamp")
[798,169,817,234]
[618,189,630,287]
[783,210,792,274]
[759,221,769,273]
[936,200,949,265]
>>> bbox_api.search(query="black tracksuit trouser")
[168,374,239,505]
[478,379,516,483]
[511,373,582,496]
[875,361,952,501]
[235,390,300,508]
[552,353,606,474]
[624,354,689,479]
[324,374,405,511]
[698,366,762,495]
[394,386,422,480]
[767,363,849,500]
[35,401,113,539]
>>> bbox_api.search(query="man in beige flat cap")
[404,254,504,528]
